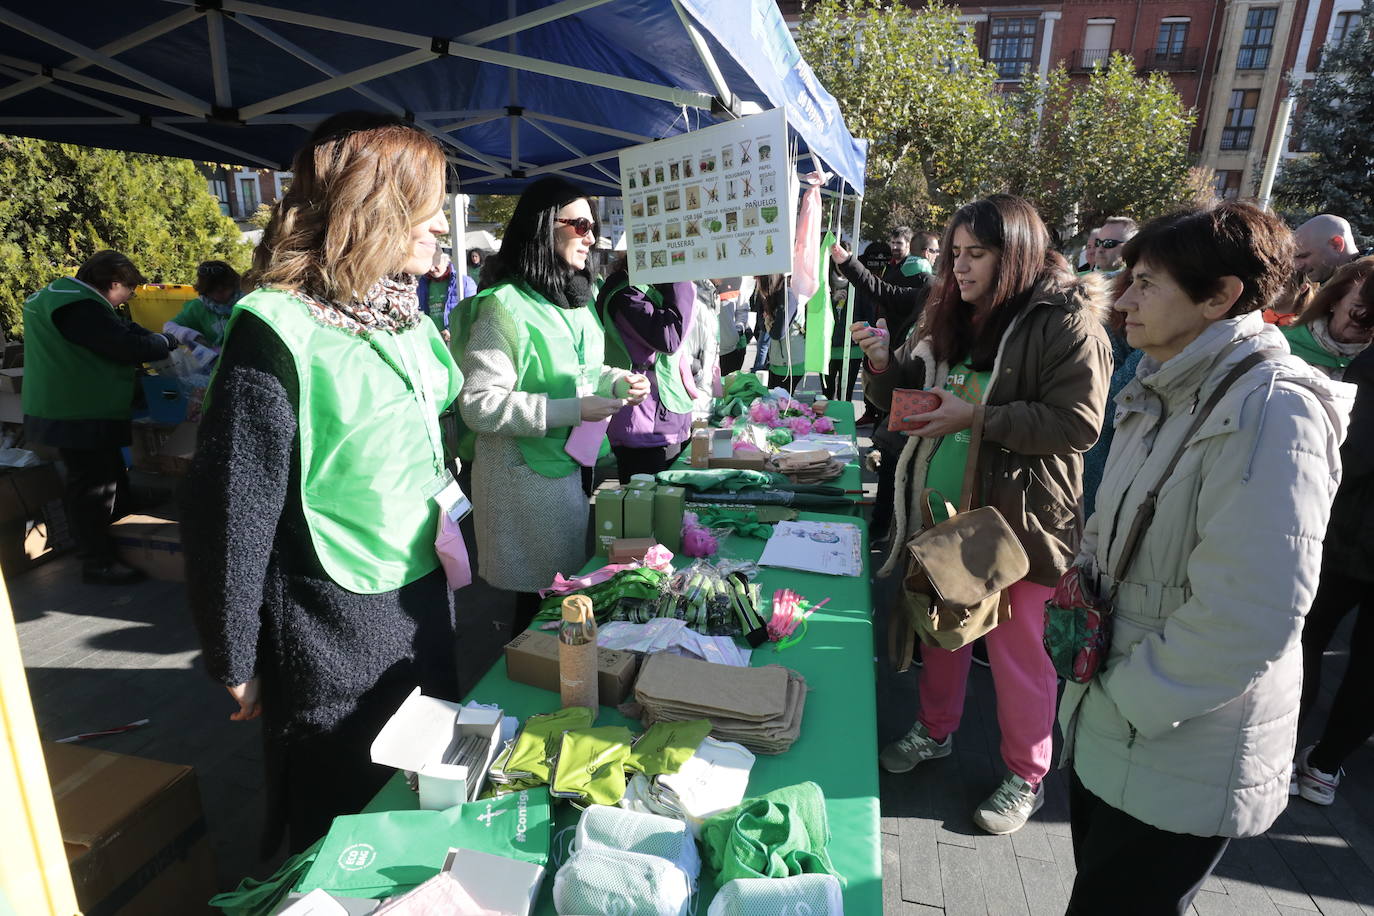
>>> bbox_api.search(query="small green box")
[594,487,625,555]
[622,488,655,539]
[627,474,657,491]
[653,485,686,553]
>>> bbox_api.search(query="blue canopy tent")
[0,0,866,195]
[0,0,870,388]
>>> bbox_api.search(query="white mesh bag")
[574,804,700,883]
[707,874,845,915]
[553,848,691,916]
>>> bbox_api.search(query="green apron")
[21,277,137,422]
[469,281,609,478]
[225,288,462,593]
[596,277,695,415]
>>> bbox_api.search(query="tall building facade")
[778,0,1360,202]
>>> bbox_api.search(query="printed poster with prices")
[758,520,863,577]
[621,107,797,285]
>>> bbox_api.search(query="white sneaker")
[973,772,1044,835]
[1296,745,1342,806]
[879,721,951,774]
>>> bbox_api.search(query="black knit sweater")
[181,313,458,741]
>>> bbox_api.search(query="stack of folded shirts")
[634,654,806,754]
[770,449,846,483]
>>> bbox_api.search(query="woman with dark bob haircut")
[1058,202,1353,914]
[457,177,648,632]
[857,194,1112,837]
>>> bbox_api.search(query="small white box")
[710,428,733,459]
[370,689,502,807]
[442,847,545,916]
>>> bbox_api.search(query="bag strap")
[918,488,958,529]
[958,404,986,513]
[1107,348,1282,595]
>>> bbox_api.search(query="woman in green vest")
[1281,256,1373,380]
[182,112,464,853]
[163,260,241,349]
[458,177,649,632]
[20,250,177,585]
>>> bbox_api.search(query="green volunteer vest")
[226,288,463,594]
[171,297,232,347]
[1281,323,1352,371]
[21,277,137,422]
[471,281,608,478]
[596,279,695,415]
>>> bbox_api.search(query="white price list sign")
[620,107,796,285]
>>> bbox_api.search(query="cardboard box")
[593,487,624,555]
[0,367,22,393]
[0,463,72,574]
[111,505,184,581]
[370,689,502,808]
[709,428,733,459]
[608,537,655,564]
[129,420,178,474]
[44,742,217,916]
[443,847,544,916]
[0,390,22,424]
[653,485,686,553]
[504,629,639,706]
[626,474,657,490]
[622,487,654,539]
[156,421,198,477]
[689,429,710,467]
[708,454,769,471]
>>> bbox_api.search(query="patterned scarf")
[295,275,423,336]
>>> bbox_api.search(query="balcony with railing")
[1070,48,1127,71]
[1142,47,1202,71]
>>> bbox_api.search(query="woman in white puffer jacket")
[1058,202,1354,915]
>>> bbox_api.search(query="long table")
[674,399,866,513]
[362,509,882,913]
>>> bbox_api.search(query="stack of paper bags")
[634,654,806,754]
[770,449,845,483]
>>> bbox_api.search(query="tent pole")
[839,194,863,406]
[207,10,232,107]
[670,0,740,116]
[523,118,621,183]
[239,49,435,120]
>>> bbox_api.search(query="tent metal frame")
[0,0,862,199]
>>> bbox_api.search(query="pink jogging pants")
[916,579,1058,785]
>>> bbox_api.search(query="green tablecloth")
[363,509,881,913]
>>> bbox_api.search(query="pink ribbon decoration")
[538,544,676,597]
[790,171,831,304]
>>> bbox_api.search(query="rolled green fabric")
[700,781,843,884]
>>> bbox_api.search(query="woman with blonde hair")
[183,112,463,852]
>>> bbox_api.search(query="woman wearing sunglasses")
[183,112,464,852]
[458,177,649,632]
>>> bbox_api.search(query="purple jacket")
[602,275,696,448]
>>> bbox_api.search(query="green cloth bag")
[700,781,844,885]
[295,789,551,900]
[209,839,322,916]
[625,719,712,776]
[549,726,635,806]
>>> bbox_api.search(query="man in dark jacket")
[22,251,176,584]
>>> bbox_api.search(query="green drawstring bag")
[626,719,712,777]
[549,726,635,807]
[295,789,551,900]
[490,706,594,786]
[209,839,322,916]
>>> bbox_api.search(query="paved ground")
[11,386,1374,914]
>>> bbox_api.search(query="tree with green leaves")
[1274,0,1374,232]
[1003,55,1202,240]
[797,0,1008,237]
[0,137,249,335]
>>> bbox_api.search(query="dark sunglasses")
[556,217,596,236]
[1093,238,1123,249]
